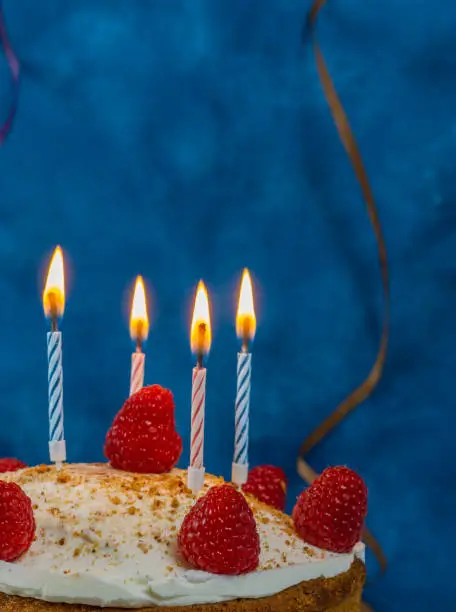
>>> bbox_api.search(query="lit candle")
[42,246,66,467]
[232,269,256,485]
[188,280,212,493]
[129,276,149,396]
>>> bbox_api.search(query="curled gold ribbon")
[0,0,20,145]
[297,0,389,594]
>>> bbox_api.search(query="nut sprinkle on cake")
[0,464,365,609]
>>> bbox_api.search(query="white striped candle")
[47,331,66,463]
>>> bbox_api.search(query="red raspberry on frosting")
[178,484,260,575]
[292,466,367,553]
[0,458,27,473]
[242,465,287,511]
[104,385,182,474]
[0,481,36,561]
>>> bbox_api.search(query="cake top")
[0,463,364,608]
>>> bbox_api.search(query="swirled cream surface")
[0,464,364,608]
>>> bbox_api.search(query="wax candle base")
[187,466,205,493]
[49,440,66,463]
[231,461,249,486]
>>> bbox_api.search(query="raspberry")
[0,458,27,473]
[104,385,182,474]
[242,465,287,511]
[0,481,36,561]
[178,484,260,575]
[292,466,367,553]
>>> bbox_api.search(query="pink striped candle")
[188,281,212,493]
[130,352,145,396]
[129,276,149,396]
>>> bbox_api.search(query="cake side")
[0,559,365,611]
[0,464,364,609]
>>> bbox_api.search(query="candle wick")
[195,322,206,368]
[48,292,60,332]
[134,320,145,350]
[242,338,249,354]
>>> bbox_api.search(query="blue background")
[1,1,455,610]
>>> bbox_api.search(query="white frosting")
[0,464,364,608]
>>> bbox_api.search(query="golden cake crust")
[0,558,365,612]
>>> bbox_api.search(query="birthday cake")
[0,386,367,611]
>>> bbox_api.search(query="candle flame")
[236,268,256,341]
[130,276,149,342]
[190,281,212,355]
[43,246,65,318]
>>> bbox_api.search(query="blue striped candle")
[232,269,256,486]
[47,331,66,463]
[232,351,252,485]
[43,246,67,467]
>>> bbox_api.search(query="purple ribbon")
[0,0,19,145]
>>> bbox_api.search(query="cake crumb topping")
[0,463,364,609]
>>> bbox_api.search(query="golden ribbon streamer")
[297,0,389,605]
